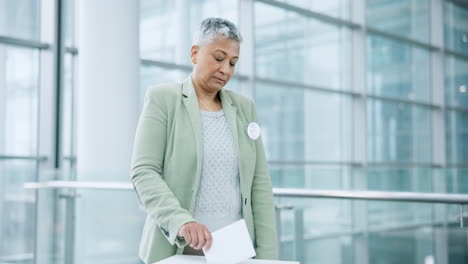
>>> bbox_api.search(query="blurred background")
[0,0,468,263]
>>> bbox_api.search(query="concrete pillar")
[76,0,139,181]
[74,1,140,263]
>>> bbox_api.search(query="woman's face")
[191,36,240,93]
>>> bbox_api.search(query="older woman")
[131,18,278,263]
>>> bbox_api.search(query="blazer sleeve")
[250,101,279,260]
[131,87,195,247]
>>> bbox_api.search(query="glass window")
[73,190,145,263]
[0,0,40,40]
[445,55,468,109]
[0,160,36,262]
[0,45,39,156]
[255,2,352,90]
[367,168,433,234]
[64,0,76,46]
[275,0,351,20]
[188,0,238,44]
[446,110,468,165]
[444,1,468,55]
[140,66,188,107]
[367,0,430,43]
[367,167,432,192]
[140,0,177,62]
[275,196,353,262]
[256,81,352,162]
[368,227,434,264]
[270,164,352,189]
[140,66,245,109]
[367,35,431,103]
[367,99,432,163]
[445,169,468,193]
[140,0,238,65]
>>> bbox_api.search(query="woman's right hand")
[178,222,212,251]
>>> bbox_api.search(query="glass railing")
[24,181,468,264]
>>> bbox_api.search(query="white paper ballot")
[202,219,256,264]
[154,255,301,264]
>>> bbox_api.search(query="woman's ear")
[190,45,199,64]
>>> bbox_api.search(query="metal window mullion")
[68,54,78,177]
[0,33,6,259]
[53,0,65,170]
[430,1,449,264]
[351,1,369,264]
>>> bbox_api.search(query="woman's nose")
[219,62,230,75]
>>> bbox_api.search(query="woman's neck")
[192,77,220,103]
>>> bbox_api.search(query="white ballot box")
[153,255,300,264]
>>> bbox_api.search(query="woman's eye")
[230,63,236,67]
[215,57,223,62]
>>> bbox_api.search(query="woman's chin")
[208,83,225,91]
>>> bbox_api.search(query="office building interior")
[0,0,467,263]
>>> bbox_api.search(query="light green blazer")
[131,76,278,264]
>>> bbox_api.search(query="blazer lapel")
[219,88,238,153]
[181,77,203,196]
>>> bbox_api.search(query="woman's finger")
[190,227,198,248]
[195,228,206,250]
[184,227,192,245]
[203,229,212,251]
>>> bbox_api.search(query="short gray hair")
[192,18,242,45]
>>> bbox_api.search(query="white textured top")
[193,109,242,232]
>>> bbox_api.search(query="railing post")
[294,208,304,262]
[274,205,282,259]
[275,204,294,260]
[461,204,465,228]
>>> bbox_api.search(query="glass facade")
[1,0,467,263]
[367,0,430,43]
[367,35,431,102]
[0,44,39,264]
[0,0,40,40]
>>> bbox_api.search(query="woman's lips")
[213,77,225,83]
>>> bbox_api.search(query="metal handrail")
[24,180,468,228]
[273,188,468,204]
[24,181,468,204]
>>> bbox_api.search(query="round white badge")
[247,122,260,140]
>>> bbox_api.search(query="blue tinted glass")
[256,81,352,162]
[367,100,432,163]
[446,110,468,165]
[140,0,177,62]
[270,164,352,189]
[368,227,434,264]
[367,35,431,102]
[445,169,468,193]
[445,55,468,109]
[0,45,39,156]
[444,1,468,55]
[276,0,351,19]
[367,168,432,192]
[255,2,352,90]
[74,190,145,263]
[367,0,430,43]
[0,160,36,261]
[0,0,39,40]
